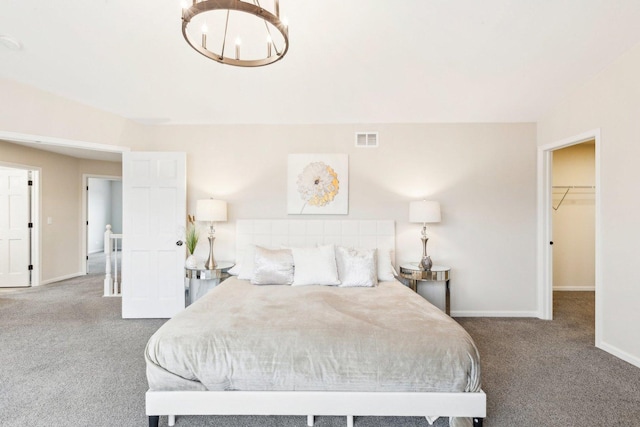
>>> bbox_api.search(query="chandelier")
[181,0,289,67]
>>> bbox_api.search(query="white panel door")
[0,167,30,287]
[121,152,186,318]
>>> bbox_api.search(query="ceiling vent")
[355,132,378,148]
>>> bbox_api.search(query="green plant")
[185,216,199,255]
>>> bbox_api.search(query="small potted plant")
[185,214,199,268]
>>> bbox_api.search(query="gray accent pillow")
[251,246,294,285]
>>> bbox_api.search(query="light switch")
[47,217,53,225]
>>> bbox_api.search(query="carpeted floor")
[1,272,639,427]
[457,293,640,426]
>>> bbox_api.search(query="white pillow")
[238,245,257,280]
[291,244,340,286]
[227,264,241,276]
[251,246,294,285]
[336,246,378,287]
[377,249,395,281]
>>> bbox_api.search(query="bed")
[145,220,486,427]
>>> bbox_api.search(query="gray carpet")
[457,293,640,426]
[1,273,639,427]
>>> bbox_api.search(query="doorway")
[83,175,122,275]
[538,129,602,347]
[552,141,595,291]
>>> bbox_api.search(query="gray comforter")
[145,277,481,395]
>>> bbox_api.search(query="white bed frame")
[146,220,486,427]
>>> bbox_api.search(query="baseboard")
[553,286,595,291]
[451,310,539,318]
[40,272,84,286]
[598,341,640,369]
[88,249,103,255]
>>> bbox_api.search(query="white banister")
[104,224,123,297]
[104,225,113,296]
[111,233,123,294]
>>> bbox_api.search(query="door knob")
[176,240,184,246]
[550,241,554,245]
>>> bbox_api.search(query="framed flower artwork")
[287,154,349,215]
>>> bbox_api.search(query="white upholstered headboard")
[235,219,395,264]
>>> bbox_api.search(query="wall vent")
[355,132,379,148]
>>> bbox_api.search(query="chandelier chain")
[220,9,231,60]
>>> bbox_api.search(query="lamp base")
[204,235,217,270]
[419,255,433,271]
[419,234,432,271]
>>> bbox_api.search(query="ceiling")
[2,0,640,126]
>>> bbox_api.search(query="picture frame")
[287,154,348,215]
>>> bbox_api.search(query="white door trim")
[537,129,602,347]
[0,161,41,287]
[82,174,122,275]
[0,131,129,156]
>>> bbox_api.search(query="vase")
[420,255,433,271]
[185,254,198,269]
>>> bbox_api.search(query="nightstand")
[399,263,451,315]
[185,261,234,306]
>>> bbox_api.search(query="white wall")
[145,123,538,316]
[0,77,147,149]
[538,41,640,366]
[552,143,595,290]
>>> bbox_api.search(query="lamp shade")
[409,201,441,224]
[196,199,227,222]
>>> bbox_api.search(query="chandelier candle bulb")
[201,24,208,48]
[235,37,241,59]
[267,36,273,57]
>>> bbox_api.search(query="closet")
[552,141,595,291]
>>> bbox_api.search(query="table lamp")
[196,199,227,269]
[409,200,441,271]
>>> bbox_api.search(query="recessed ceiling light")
[0,35,23,51]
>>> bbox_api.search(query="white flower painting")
[288,154,348,215]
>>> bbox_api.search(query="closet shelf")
[552,186,596,211]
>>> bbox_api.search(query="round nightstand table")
[185,261,234,306]
[399,263,451,315]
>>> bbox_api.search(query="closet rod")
[552,185,595,211]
